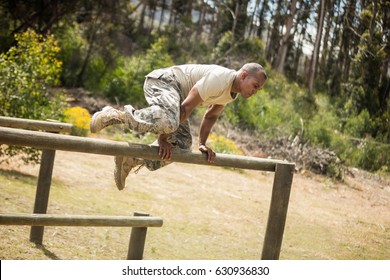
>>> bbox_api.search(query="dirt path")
[1,150,389,259]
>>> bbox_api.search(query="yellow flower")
[64,106,91,136]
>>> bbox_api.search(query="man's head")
[235,63,267,98]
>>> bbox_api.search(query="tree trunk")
[158,0,166,34]
[256,0,269,40]
[267,0,284,65]
[319,0,334,80]
[275,0,297,73]
[138,0,147,34]
[308,0,325,93]
[249,0,261,37]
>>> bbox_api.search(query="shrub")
[56,22,87,87]
[211,32,266,67]
[304,95,340,147]
[344,109,373,138]
[207,133,244,155]
[358,140,390,172]
[224,72,302,138]
[0,29,64,164]
[63,106,91,136]
[102,36,174,106]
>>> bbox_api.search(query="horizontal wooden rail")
[0,116,73,133]
[0,213,163,227]
[0,127,292,172]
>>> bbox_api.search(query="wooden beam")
[0,116,73,133]
[0,213,163,227]
[128,212,150,260]
[261,163,295,259]
[0,127,293,171]
[30,149,57,244]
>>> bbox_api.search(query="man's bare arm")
[180,87,203,123]
[198,104,225,163]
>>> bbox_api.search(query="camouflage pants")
[123,68,192,171]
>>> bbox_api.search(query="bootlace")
[133,163,145,174]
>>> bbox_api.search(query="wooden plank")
[0,213,163,227]
[0,127,292,172]
[261,163,295,260]
[0,116,73,133]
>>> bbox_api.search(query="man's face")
[239,71,266,99]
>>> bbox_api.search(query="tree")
[266,0,284,66]
[256,0,270,40]
[0,29,64,163]
[275,0,298,73]
[0,0,79,34]
[307,0,325,93]
[329,0,357,97]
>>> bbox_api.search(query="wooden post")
[29,149,56,244]
[261,163,294,260]
[127,212,150,260]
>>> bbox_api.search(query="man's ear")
[240,70,249,80]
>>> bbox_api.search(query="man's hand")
[199,144,216,163]
[158,134,173,160]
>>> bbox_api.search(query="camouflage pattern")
[124,69,183,134]
[122,68,193,171]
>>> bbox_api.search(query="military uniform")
[124,64,238,171]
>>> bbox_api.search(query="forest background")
[0,0,389,177]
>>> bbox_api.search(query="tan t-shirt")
[171,64,238,106]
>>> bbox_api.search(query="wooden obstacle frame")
[0,116,162,260]
[0,116,295,260]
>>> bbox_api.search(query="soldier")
[90,63,267,190]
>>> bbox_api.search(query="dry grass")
[1,150,389,260]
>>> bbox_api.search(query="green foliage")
[211,31,234,61]
[211,31,266,67]
[304,95,340,147]
[102,36,174,105]
[224,70,303,138]
[303,95,390,174]
[344,109,373,138]
[357,140,390,172]
[0,13,14,54]
[373,98,390,142]
[56,22,88,87]
[342,6,387,140]
[0,29,64,164]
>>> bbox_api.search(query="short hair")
[241,63,267,80]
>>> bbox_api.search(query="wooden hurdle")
[0,121,295,260]
[0,116,74,245]
[0,213,163,227]
[0,116,73,133]
[0,212,163,260]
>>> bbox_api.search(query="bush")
[63,106,91,136]
[224,70,302,138]
[0,29,64,164]
[344,109,373,138]
[56,22,87,87]
[207,133,244,155]
[211,31,267,67]
[358,140,390,172]
[102,36,174,106]
[305,95,340,147]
